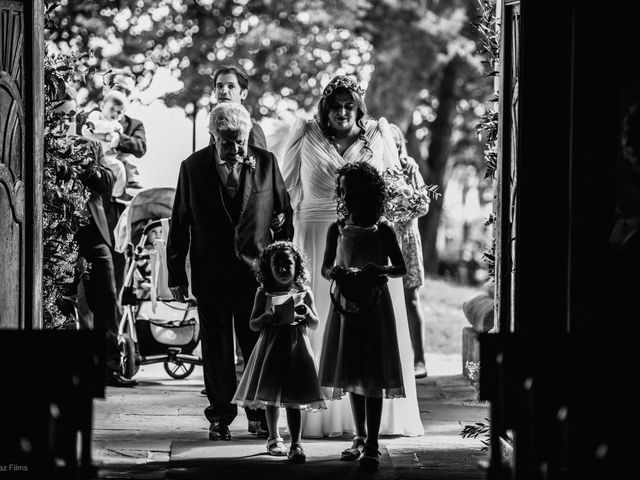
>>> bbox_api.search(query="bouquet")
[381,167,441,223]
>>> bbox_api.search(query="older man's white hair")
[209,102,252,138]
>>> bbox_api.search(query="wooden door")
[484,1,632,478]
[494,0,520,334]
[0,0,43,329]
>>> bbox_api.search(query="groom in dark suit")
[167,102,293,441]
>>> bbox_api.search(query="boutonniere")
[244,155,257,173]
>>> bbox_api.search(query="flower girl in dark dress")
[233,241,326,463]
[319,161,407,471]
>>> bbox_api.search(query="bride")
[280,75,424,439]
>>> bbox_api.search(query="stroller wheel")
[164,360,195,379]
[118,333,139,379]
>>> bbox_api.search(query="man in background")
[211,64,267,149]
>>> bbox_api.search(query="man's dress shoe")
[257,422,269,439]
[248,420,259,434]
[248,420,269,438]
[209,422,231,441]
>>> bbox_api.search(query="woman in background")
[388,123,429,379]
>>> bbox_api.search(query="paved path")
[92,353,488,479]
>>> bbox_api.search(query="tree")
[48,0,494,276]
[48,0,369,113]
[359,0,493,274]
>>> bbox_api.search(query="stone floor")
[91,353,489,479]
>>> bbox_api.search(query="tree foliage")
[48,0,370,115]
[48,1,490,118]
[47,0,496,276]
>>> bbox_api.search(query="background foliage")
[47,0,495,276]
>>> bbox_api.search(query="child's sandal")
[340,436,366,461]
[287,443,306,463]
[359,445,381,470]
[266,437,287,456]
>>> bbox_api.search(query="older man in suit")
[167,102,293,441]
[202,65,271,403]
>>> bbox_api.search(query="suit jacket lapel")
[202,144,217,180]
[204,145,234,224]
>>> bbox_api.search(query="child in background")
[104,71,146,190]
[82,89,128,201]
[134,223,163,299]
[232,241,326,464]
[319,161,407,471]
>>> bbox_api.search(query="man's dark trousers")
[167,144,293,428]
[198,255,265,426]
[76,224,121,374]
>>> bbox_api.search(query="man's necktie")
[225,161,241,197]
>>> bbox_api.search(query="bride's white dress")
[280,117,424,438]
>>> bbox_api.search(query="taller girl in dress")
[282,75,424,438]
[320,161,407,470]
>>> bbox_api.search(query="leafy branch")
[460,418,491,451]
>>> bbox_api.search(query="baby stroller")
[114,187,202,380]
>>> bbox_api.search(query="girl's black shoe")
[288,444,306,463]
[359,445,380,471]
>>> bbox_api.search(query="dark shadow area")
[155,447,484,480]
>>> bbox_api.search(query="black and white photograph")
[0,0,635,479]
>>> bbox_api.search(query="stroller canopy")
[114,187,176,253]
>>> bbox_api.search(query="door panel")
[0,0,42,329]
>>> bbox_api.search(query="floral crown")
[322,76,366,98]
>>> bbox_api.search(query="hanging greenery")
[471,0,500,279]
[459,0,499,451]
[43,5,94,328]
[473,0,500,179]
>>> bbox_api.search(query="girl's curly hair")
[255,241,309,292]
[335,161,387,226]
